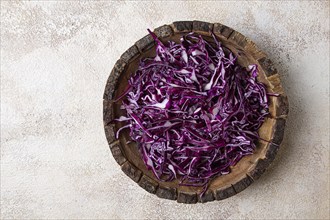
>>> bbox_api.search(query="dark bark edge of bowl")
[103,21,289,204]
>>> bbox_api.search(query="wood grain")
[138,175,159,194]
[120,45,140,63]
[135,35,155,52]
[154,25,174,38]
[110,141,127,166]
[192,20,214,36]
[199,190,215,203]
[103,21,288,203]
[171,21,193,33]
[177,191,198,204]
[156,186,177,200]
[214,185,236,200]
[213,23,234,39]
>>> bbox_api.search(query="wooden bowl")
[103,21,289,203]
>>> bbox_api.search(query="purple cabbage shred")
[114,30,270,196]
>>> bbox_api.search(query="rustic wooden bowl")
[103,21,289,203]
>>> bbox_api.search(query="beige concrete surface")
[1,1,329,219]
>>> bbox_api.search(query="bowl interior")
[112,32,276,194]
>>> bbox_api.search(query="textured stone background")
[1,1,329,219]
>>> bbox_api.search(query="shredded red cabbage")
[114,30,269,195]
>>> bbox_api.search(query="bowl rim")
[103,20,289,204]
